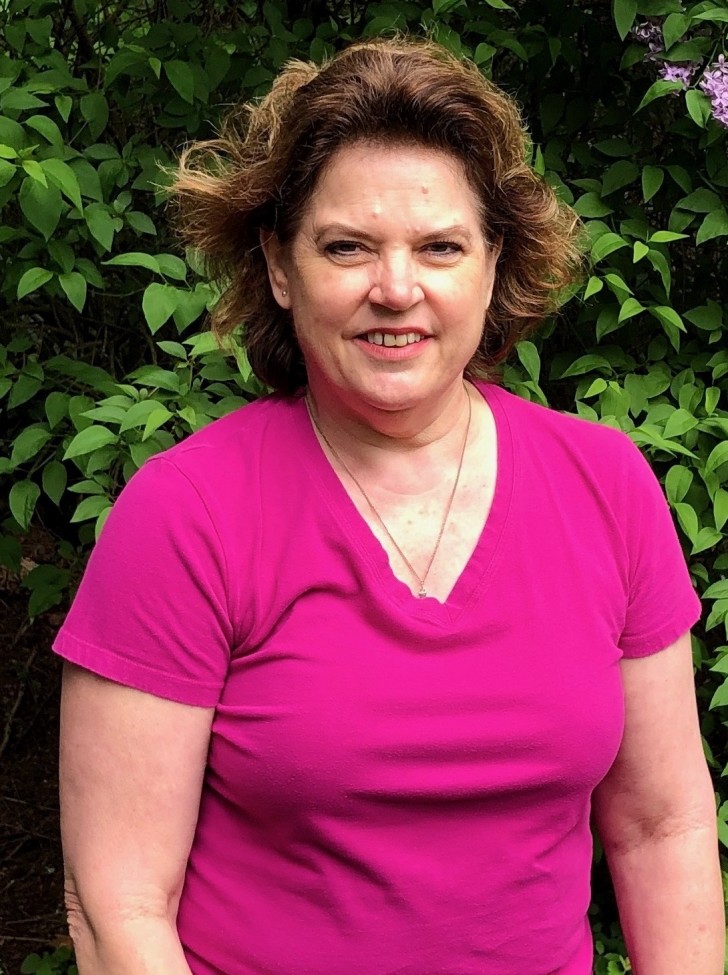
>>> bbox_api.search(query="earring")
[281,289,288,297]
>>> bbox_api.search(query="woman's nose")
[368,253,425,310]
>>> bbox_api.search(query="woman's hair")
[171,36,581,394]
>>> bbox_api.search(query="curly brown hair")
[171,36,581,394]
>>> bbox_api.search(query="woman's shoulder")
[114,393,303,527]
[158,392,302,473]
[483,381,641,467]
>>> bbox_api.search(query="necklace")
[305,386,472,599]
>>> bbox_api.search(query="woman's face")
[262,141,500,417]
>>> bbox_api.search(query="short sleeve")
[618,439,701,657]
[53,456,233,706]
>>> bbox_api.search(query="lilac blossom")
[700,55,728,127]
[632,21,664,54]
[658,61,701,88]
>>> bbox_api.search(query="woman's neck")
[304,378,474,456]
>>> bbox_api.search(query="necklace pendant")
[418,586,427,598]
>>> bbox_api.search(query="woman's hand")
[60,663,215,975]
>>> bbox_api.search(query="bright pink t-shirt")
[53,382,700,975]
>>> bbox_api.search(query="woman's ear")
[259,229,292,309]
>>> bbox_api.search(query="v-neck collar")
[293,381,516,629]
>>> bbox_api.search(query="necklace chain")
[306,387,473,599]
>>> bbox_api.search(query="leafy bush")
[4,0,728,967]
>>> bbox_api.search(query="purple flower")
[658,61,701,88]
[632,21,664,54]
[700,55,728,127]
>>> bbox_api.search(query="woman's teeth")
[365,332,423,347]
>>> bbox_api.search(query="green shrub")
[4,0,728,965]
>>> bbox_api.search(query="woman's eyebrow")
[312,222,475,244]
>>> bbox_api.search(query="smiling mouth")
[362,331,424,347]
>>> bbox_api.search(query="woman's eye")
[425,240,463,256]
[324,240,364,256]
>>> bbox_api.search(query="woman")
[55,37,722,975]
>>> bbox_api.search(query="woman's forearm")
[603,821,724,975]
[68,905,194,975]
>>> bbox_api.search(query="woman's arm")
[592,631,725,975]
[60,663,215,975]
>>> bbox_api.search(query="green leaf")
[18,177,63,239]
[662,11,691,49]
[593,138,635,157]
[693,8,728,22]
[9,479,41,530]
[674,501,698,542]
[63,425,118,460]
[685,89,711,128]
[172,288,208,330]
[705,387,721,414]
[17,267,53,299]
[0,157,16,187]
[604,272,632,296]
[473,42,497,64]
[641,165,664,202]
[692,527,722,555]
[650,305,685,331]
[70,494,112,523]
[85,203,116,251]
[157,340,188,360]
[119,398,168,431]
[617,297,643,323]
[2,88,46,111]
[59,271,87,312]
[633,240,649,262]
[676,188,722,212]
[25,114,63,147]
[704,580,728,600]
[157,254,188,281]
[706,442,728,475]
[42,460,67,505]
[602,160,639,195]
[8,374,43,409]
[55,94,72,122]
[11,426,52,466]
[663,408,698,439]
[714,490,728,532]
[710,677,728,709]
[636,79,684,111]
[560,354,613,378]
[126,210,157,235]
[41,158,83,211]
[584,276,604,299]
[583,378,608,398]
[666,164,692,193]
[142,283,180,334]
[649,230,687,243]
[22,160,48,186]
[591,232,629,263]
[104,252,161,273]
[574,192,613,218]
[128,365,181,392]
[80,92,109,139]
[142,406,173,440]
[45,390,69,429]
[164,60,195,104]
[696,209,728,246]
[646,249,671,295]
[665,465,693,504]
[516,341,540,383]
[613,0,637,38]
[685,303,722,330]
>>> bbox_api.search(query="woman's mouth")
[363,331,424,347]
